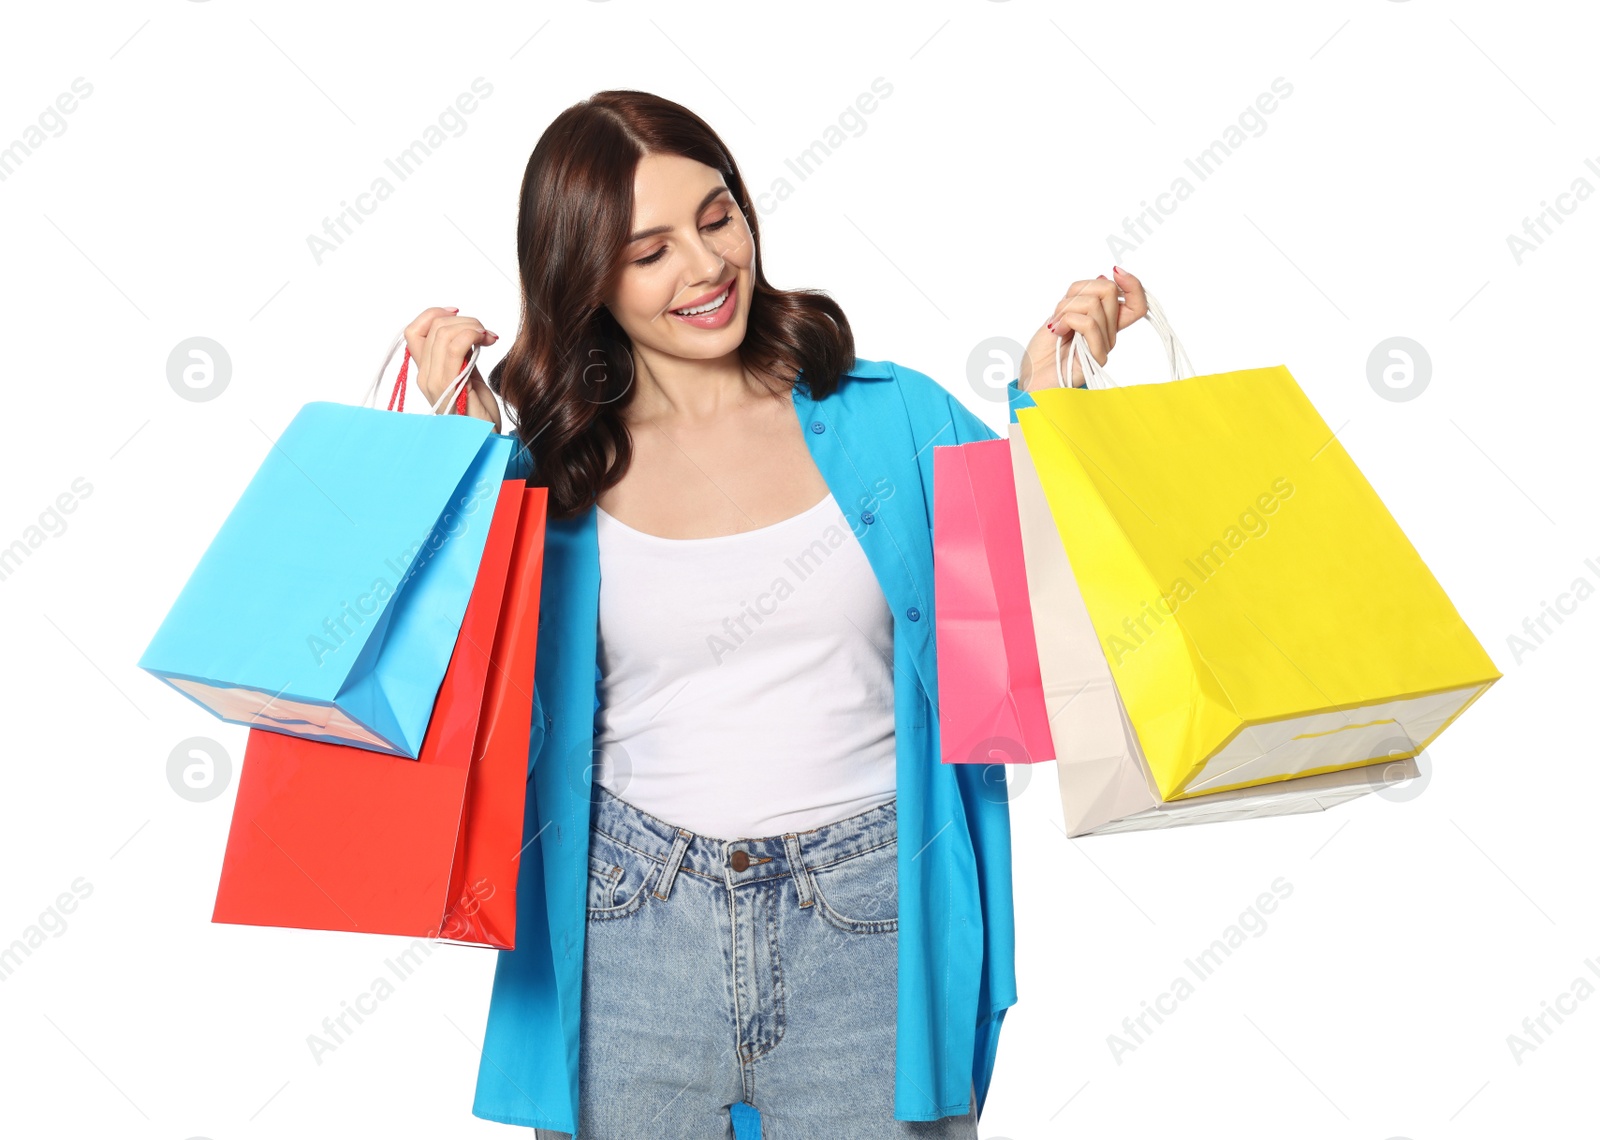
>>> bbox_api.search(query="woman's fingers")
[1110,266,1149,329]
[403,307,463,405]
[421,318,498,407]
[393,307,502,423]
[459,367,503,429]
[1050,278,1118,348]
[1020,271,1149,391]
[1089,276,1121,351]
[1053,310,1110,385]
[403,306,460,369]
[1057,310,1108,359]
[1050,278,1113,326]
[1021,280,1106,390]
[423,321,478,406]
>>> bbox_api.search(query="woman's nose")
[688,237,725,281]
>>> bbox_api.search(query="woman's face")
[607,152,755,366]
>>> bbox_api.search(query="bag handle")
[1053,289,1195,390]
[364,331,480,414]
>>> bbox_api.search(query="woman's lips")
[668,279,738,329]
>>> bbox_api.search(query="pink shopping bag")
[933,438,1055,764]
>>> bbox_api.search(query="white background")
[2,1,1595,1138]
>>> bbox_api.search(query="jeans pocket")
[806,838,898,934]
[585,829,656,922]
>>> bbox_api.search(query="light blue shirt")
[472,357,1039,1132]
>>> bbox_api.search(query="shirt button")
[730,850,750,871]
[810,421,825,434]
[860,511,874,525]
[906,607,921,621]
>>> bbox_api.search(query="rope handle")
[365,331,482,414]
[386,344,470,415]
[1053,288,1195,390]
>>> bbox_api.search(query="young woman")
[404,89,1148,1140]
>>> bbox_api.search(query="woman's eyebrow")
[627,186,731,243]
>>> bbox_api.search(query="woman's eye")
[632,215,733,266]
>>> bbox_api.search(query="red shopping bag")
[934,439,1054,765]
[210,481,547,948]
[439,482,546,947]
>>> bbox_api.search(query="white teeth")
[673,283,730,316]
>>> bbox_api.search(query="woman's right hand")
[404,307,503,431]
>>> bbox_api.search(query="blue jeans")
[535,782,980,1140]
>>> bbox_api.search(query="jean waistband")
[589,782,897,885]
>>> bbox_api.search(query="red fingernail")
[449,307,460,312]
[1047,321,1055,331]
[1112,266,1125,275]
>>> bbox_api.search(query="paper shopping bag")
[933,439,1054,765]
[139,404,514,758]
[1009,422,1422,836]
[1015,365,1501,802]
[210,482,547,947]
[439,483,546,947]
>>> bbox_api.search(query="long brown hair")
[487,89,855,521]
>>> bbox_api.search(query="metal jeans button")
[729,850,750,872]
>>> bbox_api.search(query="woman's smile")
[668,278,738,329]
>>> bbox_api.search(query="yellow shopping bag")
[1018,305,1500,801]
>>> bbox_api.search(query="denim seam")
[652,829,693,901]
[590,825,667,864]
[585,855,622,907]
[811,895,899,935]
[585,886,649,921]
[742,887,787,1063]
[807,857,899,935]
[802,835,897,872]
[584,854,652,920]
[782,833,814,908]
[726,864,753,1082]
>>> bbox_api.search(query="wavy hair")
[487,89,855,520]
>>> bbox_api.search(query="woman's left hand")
[1017,265,1148,390]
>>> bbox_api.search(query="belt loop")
[654,828,693,900]
[782,832,814,908]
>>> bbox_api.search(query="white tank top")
[592,492,897,839]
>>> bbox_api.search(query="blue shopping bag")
[139,398,515,759]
